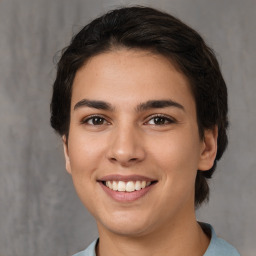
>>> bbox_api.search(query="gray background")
[0,0,255,255]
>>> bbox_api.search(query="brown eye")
[91,117,104,125]
[82,116,108,125]
[153,117,166,125]
[146,115,175,125]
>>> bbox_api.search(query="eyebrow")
[136,100,184,112]
[74,99,114,111]
[73,99,184,112]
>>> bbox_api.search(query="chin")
[97,212,155,237]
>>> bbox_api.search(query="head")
[50,6,228,207]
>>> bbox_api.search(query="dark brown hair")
[50,6,228,207]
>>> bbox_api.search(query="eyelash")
[81,114,176,126]
[145,114,176,125]
[81,115,109,126]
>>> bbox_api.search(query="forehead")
[71,49,195,112]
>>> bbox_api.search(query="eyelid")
[144,114,176,125]
[80,114,110,125]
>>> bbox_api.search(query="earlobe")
[198,126,218,171]
[62,135,72,175]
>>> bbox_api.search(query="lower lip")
[99,182,155,202]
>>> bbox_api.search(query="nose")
[106,124,146,167]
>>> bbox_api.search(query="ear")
[198,126,218,171]
[62,135,72,175]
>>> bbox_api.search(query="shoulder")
[72,239,98,256]
[202,223,241,256]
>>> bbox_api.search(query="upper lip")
[98,174,156,182]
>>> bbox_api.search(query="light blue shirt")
[73,224,240,256]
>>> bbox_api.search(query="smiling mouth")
[101,180,157,192]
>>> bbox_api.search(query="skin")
[63,49,218,256]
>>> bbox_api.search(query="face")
[63,49,216,238]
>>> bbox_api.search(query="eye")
[81,115,109,126]
[146,115,175,125]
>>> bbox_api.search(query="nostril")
[109,157,137,162]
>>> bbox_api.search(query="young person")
[50,6,240,256]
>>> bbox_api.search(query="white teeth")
[105,180,152,192]
[135,181,141,191]
[112,181,118,191]
[117,181,126,192]
[106,181,113,189]
[126,181,135,192]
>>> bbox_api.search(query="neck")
[96,210,209,256]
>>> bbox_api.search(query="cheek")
[68,132,105,170]
[67,134,103,211]
[151,129,201,180]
